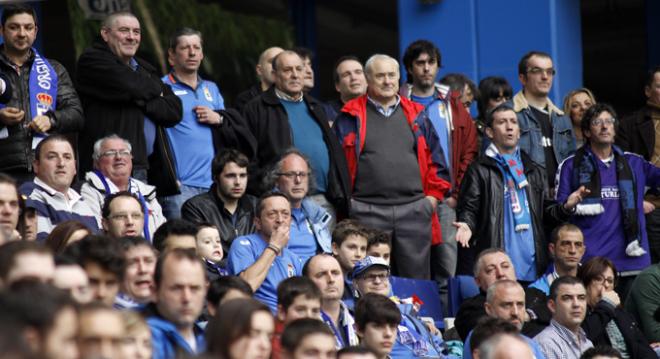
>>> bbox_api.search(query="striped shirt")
[21,178,100,241]
[534,319,593,359]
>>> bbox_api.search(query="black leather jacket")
[181,186,257,254]
[456,151,569,275]
[0,51,83,172]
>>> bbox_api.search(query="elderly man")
[81,135,165,241]
[227,192,303,312]
[145,248,207,358]
[334,54,450,279]
[76,11,182,181]
[534,276,592,359]
[462,280,547,359]
[0,4,83,183]
[233,46,284,112]
[267,149,332,261]
[19,135,99,240]
[242,50,350,220]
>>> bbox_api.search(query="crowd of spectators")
[2,3,660,359]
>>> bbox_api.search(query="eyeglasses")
[360,272,389,283]
[109,212,143,222]
[590,117,616,126]
[101,150,132,158]
[592,275,615,286]
[526,67,556,76]
[277,171,310,180]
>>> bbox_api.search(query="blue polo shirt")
[288,207,318,262]
[227,233,303,313]
[162,74,224,188]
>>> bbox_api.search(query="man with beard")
[556,103,660,293]
[266,149,333,262]
[182,149,257,256]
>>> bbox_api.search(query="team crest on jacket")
[287,263,295,277]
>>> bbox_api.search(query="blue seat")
[390,276,444,328]
[447,275,480,317]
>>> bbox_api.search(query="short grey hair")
[92,134,133,161]
[478,333,531,359]
[364,54,399,80]
[473,248,509,277]
[485,279,521,305]
[264,148,316,195]
[101,11,138,30]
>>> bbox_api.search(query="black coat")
[0,51,83,172]
[181,187,257,255]
[617,106,655,161]
[241,86,351,215]
[456,151,569,275]
[76,40,182,173]
[454,289,552,341]
[583,300,656,359]
[232,84,261,114]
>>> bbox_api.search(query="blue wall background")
[398,0,583,110]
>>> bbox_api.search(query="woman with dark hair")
[45,220,92,254]
[206,298,274,359]
[578,256,656,359]
[563,88,596,148]
[476,76,513,151]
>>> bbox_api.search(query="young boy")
[195,223,227,280]
[331,219,368,309]
[366,230,392,265]
[281,318,337,359]
[273,277,323,359]
[354,293,401,359]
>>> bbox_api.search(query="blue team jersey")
[227,233,303,313]
[162,74,224,188]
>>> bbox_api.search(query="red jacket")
[334,95,451,244]
[411,87,478,199]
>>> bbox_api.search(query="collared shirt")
[275,88,303,102]
[534,319,593,359]
[227,233,303,313]
[367,95,401,117]
[24,178,100,241]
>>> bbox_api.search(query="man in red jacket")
[334,54,450,279]
[401,39,478,302]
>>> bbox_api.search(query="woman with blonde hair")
[563,88,596,147]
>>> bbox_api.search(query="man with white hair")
[80,134,165,241]
[334,54,450,279]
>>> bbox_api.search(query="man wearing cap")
[352,256,448,358]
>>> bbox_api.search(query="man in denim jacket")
[514,51,575,193]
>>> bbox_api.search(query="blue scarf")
[486,144,532,231]
[0,48,58,139]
